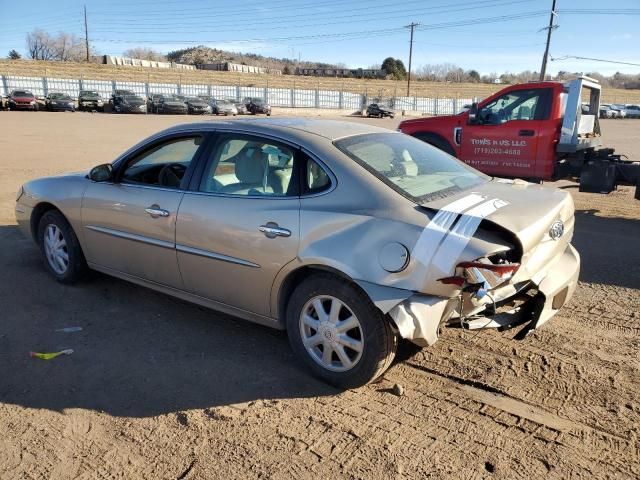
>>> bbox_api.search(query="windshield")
[81,91,99,97]
[252,98,265,104]
[124,95,141,101]
[54,95,72,100]
[13,91,33,97]
[334,133,489,202]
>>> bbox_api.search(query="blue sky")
[1,0,638,76]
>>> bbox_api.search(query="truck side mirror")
[468,102,479,124]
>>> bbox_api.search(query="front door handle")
[518,129,535,136]
[259,223,291,238]
[145,205,170,218]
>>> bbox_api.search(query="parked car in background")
[45,93,76,112]
[0,94,6,109]
[210,98,238,116]
[157,95,188,114]
[244,97,271,115]
[233,99,248,115]
[15,119,580,388]
[185,96,212,115]
[366,103,395,118]
[624,104,640,118]
[148,93,165,113]
[600,103,614,118]
[109,89,136,111]
[7,90,38,111]
[113,95,147,114]
[610,104,627,118]
[78,90,104,111]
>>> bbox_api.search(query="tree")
[467,69,480,82]
[381,57,406,80]
[26,29,56,60]
[123,47,166,61]
[8,49,21,59]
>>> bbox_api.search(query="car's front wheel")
[286,274,397,388]
[38,210,88,284]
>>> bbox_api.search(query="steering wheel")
[158,163,187,188]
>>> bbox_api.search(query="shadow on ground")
[0,225,342,417]
[573,209,640,290]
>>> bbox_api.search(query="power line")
[551,55,640,67]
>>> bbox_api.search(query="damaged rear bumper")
[385,243,580,347]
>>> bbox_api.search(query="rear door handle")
[145,205,170,218]
[518,129,535,136]
[259,223,291,238]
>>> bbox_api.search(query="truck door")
[459,88,552,178]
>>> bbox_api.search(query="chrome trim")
[145,207,170,217]
[259,225,291,238]
[176,244,260,268]
[453,127,462,146]
[85,225,174,249]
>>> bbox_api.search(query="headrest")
[235,149,266,183]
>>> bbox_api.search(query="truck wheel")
[413,133,457,157]
[286,273,397,389]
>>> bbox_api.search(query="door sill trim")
[87,263,282,329]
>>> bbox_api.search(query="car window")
[121,136,203,189]
[200,135,296,196]
[304,156,331,194]
[478,89,547,124]
[335,133,488,202]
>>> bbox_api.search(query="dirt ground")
[0,111,638,479]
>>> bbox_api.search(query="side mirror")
[468,102,479,124]
[89,163,113,182]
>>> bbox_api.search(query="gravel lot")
[0,112,638,479]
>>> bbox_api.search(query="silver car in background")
[210,98,238,116]
[15,119,579,388]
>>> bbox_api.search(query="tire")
[286,273,397,389]
[37,210,88,284]
[414,133,457,157]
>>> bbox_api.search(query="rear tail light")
[438,261,520,289]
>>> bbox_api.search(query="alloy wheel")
[43,224,69,274]
[299,295,364,372]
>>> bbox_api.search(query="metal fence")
[1,74,475,115]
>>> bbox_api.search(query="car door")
[459,88,552,178]
[175,132,301,318]
[81,133,209,288]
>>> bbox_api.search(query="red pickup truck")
[399,77,639,197]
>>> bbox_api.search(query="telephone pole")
[84,5,90,62]
[539,0,557,81]
[405,22,419,96]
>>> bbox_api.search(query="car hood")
[11,96,35,101]
[400,114,461,128]
[187,100,208,106]
[125,99,145,105]
[422,179,574,254]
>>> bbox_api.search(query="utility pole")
[405,22,419,96]
[84,5,90,62]
[539,0,557,81]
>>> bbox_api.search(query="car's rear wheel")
[286,274,397,388]
[38,210,87,284]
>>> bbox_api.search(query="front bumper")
[10,102,36,110]
[388,243,580,346]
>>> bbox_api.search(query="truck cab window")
[477,89,549,125]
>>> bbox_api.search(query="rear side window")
[200,135,297,197]
[303,156,332,195]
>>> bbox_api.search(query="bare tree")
[26,29,56,60]
[55,33,85,61]
[122,47,166,61]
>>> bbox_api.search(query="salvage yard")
[0,112,638,479]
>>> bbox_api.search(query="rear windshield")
[334,133,489,202]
